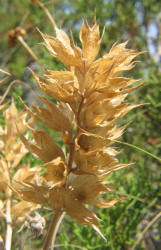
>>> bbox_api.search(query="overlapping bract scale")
[16,17,142,236]
[79,17,101,63]
[20,128,65,162]
[0,102,39,225]
[0,101,30,172]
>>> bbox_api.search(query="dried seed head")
[17,15,143,237]
[43,157,68,186]
[8,27,26,47]
[30,0,40,3]
[0,101,39,225]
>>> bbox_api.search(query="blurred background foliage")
[0,0,161,249]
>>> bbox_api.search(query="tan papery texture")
[0,102,39,224]
[17,16,142,237]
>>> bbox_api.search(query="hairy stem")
[43,210,63,250]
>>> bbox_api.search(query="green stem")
[79,129,161,164]
[113,139,161,163]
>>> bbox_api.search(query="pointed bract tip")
[91,10,97,26]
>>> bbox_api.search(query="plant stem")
[132,210,161,250]
[5,195,12,250]
[44,98,84,249]
[0,69,11,76]
[0,81,15,105]
[51,212,65,249]
[43,210,63,250]
[113,140,161,163]
[0,236,4,250]
[17,36,43,69]
[5,160,12,250]
[68,96,84,171]
[78,129,161,164]
[19,228,30,250]
[38,2,56,29]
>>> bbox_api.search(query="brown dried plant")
[0,101,40,249]
[8,27,26,47]
[16,15,143,249]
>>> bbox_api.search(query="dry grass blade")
[0,81,15,105]
[0,76,11,86]
[132,210,161,250]
[17,36,44,69]
[0,78,40,105]
[0,69,11,76]
[38,1,56,29]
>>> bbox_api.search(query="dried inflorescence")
[8,27,26,47]
[0,101,39,225]
[17,16,142,237]
[30,0,40,3]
